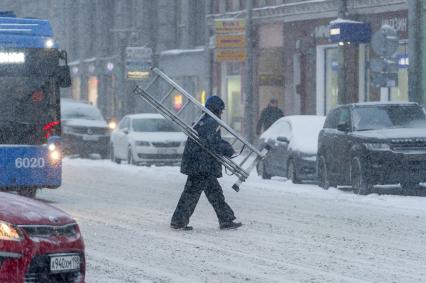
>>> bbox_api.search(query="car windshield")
[353,105,426,131]
[132,118,180,132]
[62,103,105,121]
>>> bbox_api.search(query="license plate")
[82,135,99,141]
[50,255,80,272]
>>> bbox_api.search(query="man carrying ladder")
[170,96,243,230]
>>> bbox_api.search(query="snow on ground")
[38,158,426,283]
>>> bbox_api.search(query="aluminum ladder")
[133,68,269,191]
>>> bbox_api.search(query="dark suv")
[61,99,110,158]
[317,102,426,195]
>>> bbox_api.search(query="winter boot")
[170,223,193,231]
[219,221,242,230]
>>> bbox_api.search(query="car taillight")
[43,121,61,139]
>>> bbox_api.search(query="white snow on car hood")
[129,131,187,142]
[353,128,426,140]
[63,119,108,128]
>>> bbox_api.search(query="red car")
[0,192,85,283]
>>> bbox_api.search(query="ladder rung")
[191,113,205,129]
[160,87,176,104]
[176,100,191,116]
[144,74,160,92]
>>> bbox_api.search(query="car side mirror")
[57,65,71,88]
[337,122,350,132]
[123,128,129,134]
[277,136,289,143]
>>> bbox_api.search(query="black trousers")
[171,175,236,226]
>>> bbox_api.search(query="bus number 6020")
[15,157,45,168]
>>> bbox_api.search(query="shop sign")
[329,19,371,44]
[215,49,246,62]
[382,17,407,33]
[258,74,283,86]
[125,47,152,80]
[215,19,245,34]
[216,35,246,48]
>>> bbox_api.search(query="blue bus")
[0,12,71,198]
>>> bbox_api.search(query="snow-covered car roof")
[126,113,165,120]
[347,101,419,107]
[61,99,105,121]
[261,115,325,154]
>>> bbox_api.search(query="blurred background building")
[1,0,424,137]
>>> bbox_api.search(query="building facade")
[209,0,411,128]
[0,0,420,133]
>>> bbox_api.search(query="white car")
[110,114,186,165]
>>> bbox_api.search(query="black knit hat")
[205,96,225,112]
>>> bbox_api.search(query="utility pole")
[244,0,255,143]
[408,0,426,106]
[408,0,419,103]
[205,0,212,97]
[337,0,347,105]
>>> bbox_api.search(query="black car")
[256,115,325,183]
[317,102,426,195]
[61,99,110,158]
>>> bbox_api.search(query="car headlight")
[0,221,23,241]
[364,143,391,151]
[108,121,117,130]
[49,150,61,162]
[135,141,150,146]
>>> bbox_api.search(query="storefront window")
[390,42,408,101]
[88,76,98,106]
[72,77,81,101]
[226,76,242,132]
[325,47,338,113]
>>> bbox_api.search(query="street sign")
[125,47,152,80]
[215,19,245,34]
[216,35,246,48]
[371,72,398,88]
[329,19,371,44]
[215,49,246,62]
[370,57,399,73]
[371,25,399,57]
[126,47,152,61]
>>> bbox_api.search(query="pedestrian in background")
[256,98,284,135]
[170,96,242,230]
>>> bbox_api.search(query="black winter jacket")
[181,115,234,178]
[256,106,284,135]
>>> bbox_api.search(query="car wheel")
[400,182,418,196]
[317,156,330,190]
[287,159,301,184]
[350,157,371,195]
[127,148,136,165]
[257,161,271,180]
[18,188,37,198]
[110,144,121,164]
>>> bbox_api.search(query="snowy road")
[38,158,426,283]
